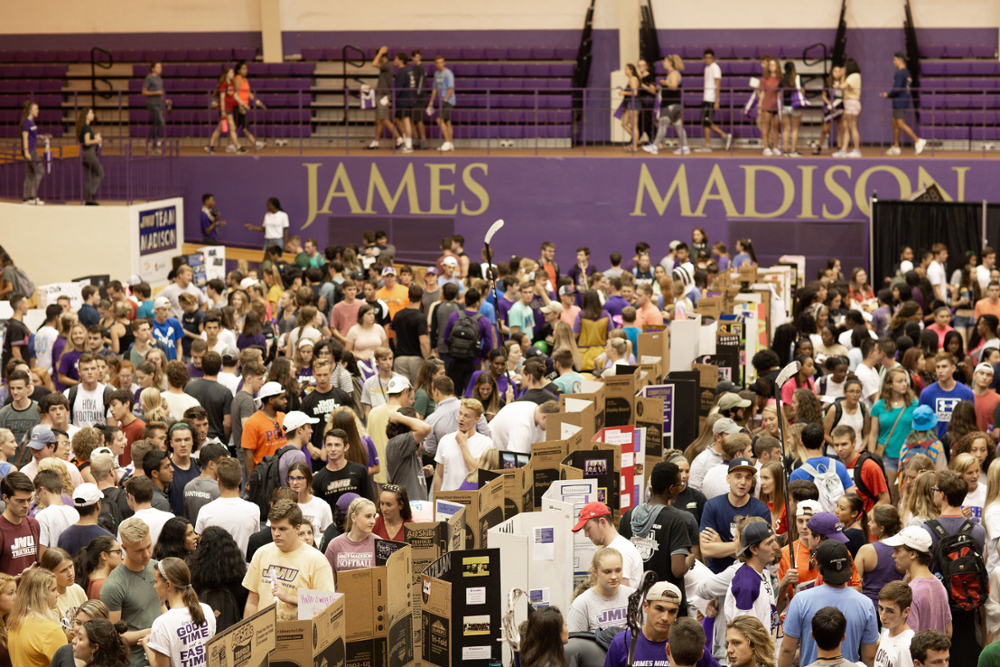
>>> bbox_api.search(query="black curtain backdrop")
[872,200,988,287]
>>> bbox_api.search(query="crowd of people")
[2,223,1000,667]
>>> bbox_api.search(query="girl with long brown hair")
[76,107,104,204]
[144,558,216,666]
[329,407,378,480]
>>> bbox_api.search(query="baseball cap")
[669,240,680,250]
[442,257,459,268]
[382,266,397,276]
[714,381,737,395]
[386,376,412,395]
[283,410,320,433]
[540,302,564,315]
[736,522,774,557]
[558,284,576,296]
[349,271,365,281]
[336,492,360,513]
[153,296,171,310]
[72,483,104,507]
[646,581,682,604]
[900,260,914,273]
[815,540,853,585]
[976,362,995,375]
[807,512,849,544]
[257,381,285,401]
[883,525,933,553]
[425,266,439,276]
[571,502,612,532]
[91,446,115,459]
[894,51,907,59]
[795,499,822,517]
[221,346,240,365]
[27,426,56,450]
[727,457,756,475]
[713,418,741,435]
[240,278,258,290]
[718,393,751,411]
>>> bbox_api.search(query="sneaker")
[725,133,733,150]
[694,147,713,153]
[23,199,34,205]
[674,146,691,155]
[641,144,658,155]
[85,201,99,206]
[808,140,819,149]
[225,145,238,153]
[763,148,773,156]
[34,198,44,206]
[396,137,405,147]
[789,151,801,157]
[915,138,927,155]
[204,146,215,154]
[848,149,862,158]
[237,147,248,154]
[832,150,847,158]
[255,140,266,149]
[365,141,379,150]
[886,146,901,156]
[441,142,454,152]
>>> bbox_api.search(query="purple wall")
[281,29,581,54]
[2,32,262,50]
[177,153,990,277]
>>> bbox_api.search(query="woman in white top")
[952,452,987,524]
[566,547,635,633]
[287,462,333,535]
[143,557,216,667]
[244,197,289,250]
[822,377,869,455]
[982,459,1000,572]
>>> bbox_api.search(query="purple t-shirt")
[497,296,515,326]
[22,118,37,153]
[908,576,952,634]
[325,532,377,579]
[603,295,630,322]
[604,628,720,667]
[56,350,83,391]
[186,362,204,380]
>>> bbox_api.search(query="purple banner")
[178,155,988,271]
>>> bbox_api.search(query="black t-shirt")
[313,461,372,514]
[1,318,28,381]
[844,528,866,559]
[618,505,692,615]
[761,369,780,398]
[300,387,355,463]
[184,378,233,440]
[639,73,656,100]
[366,299,391,328]
[516,387,560,405]
[246,527,272,561]
[672,486,708,526]
[392,308,427,357]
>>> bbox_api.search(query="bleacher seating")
[916,43,1000,143]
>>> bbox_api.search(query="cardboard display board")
[206,603,276,667]
[691,363,720,421]
[669,315,702,373]
[663,374,699,451]
[542,480,599,592]
[568,381,606,433]
[603,366,641,427]
[635,396,664,465]
[637,330,670,373]
[338,546,415,667]
[638,385,676,452]
[560,443,623,520]
[528,429,585,509]
[271,595,347,667]
[421,549,503,667]
[434,477,505,549]
[492,466,534,519]
[548,397,597,444]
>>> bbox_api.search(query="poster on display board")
[542,479,599,592]
[198,245,227,282]
[206,603,276,667]
[37,280,88,310]
[131,197,184,284]
[638,385,675,452]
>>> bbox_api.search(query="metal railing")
[0,140,179,204]
[3,84,1000,156]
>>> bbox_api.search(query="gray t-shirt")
[386,432,426,501]
[143,73,163,108]
[101,560,161,667]
[231,391,257,462]
[184,476,220,525]
[0,399,40,445]
[377,61,393,91]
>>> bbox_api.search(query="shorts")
[701,102,716,127]
[844,99,862,116]
[882,455,900,475]
[411,102,428,123]
[375,98,391,120]
[394,104,413,119]
[892,108,907,120]
[953,314,975,329]
[234,109,248,129]
[439,102,453,122]
[781,107,803,117]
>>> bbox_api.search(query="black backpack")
[852,451,890,506]
[68,384,115,425]
[822,400,869,456]
[246,444,298,519]
[447,312,484,361]
[926,518,988,611]
[98,489,126,535]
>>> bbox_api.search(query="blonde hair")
[901,470,940,525]
[572,547,622,599]
[950,452,980,474]
[38,457,74,494]
[465,448,501,484]
[460,398,484,418]
[552,322,583,371]
[345,497,376,532]
[984,458,1000,514]
[665,54,684,71]
[118,517,151,546]
[31,368,55,393]
[0,573,15,648]
[140,388,169,422]
[726,617,775,667]
[8,569,57,630]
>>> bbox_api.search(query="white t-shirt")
[162,391,203,421]
[34,326,59,374]
[700,463,732,501]
[147,604,217,667]
[37,504,80,547]
[566,584,635,632]
[434,431,493,491]
[199,329,237,350]
[195,496,261,556]
[488,401,544,454]
[724,563,776,636]
[927,261,948,304]
[298,495,334,535]
[963,482,988,524]
[703,62,722,103]
[65,383,108,427]
[854,364,881,410]
[159,282,208,319]
[608,534,645,588]
[263,210,289,239]
[874,628,914,667]
[217,372,240,397]
[984,500,1000,571]
[126,507,175,547]
[978,265,992,292]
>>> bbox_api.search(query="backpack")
[447,312,484,361]
[798,458,847,512]
[926,518,988,611]
[98,488,126,534]
[11,266,35,299]
[68,384,115,426]
[246,444,298,519]
[852,451,890,507]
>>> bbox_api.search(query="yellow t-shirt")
[268,284,284,307]
[242,542,335,621]
[366,402,400,483]
[9,616,66,667]
[56,584,87,625]
[844,73,861,100]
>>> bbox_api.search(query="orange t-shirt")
[777,538,862,603]
[241,410,287,464]
[637,302,664,327]
[377,284,410,322]
[975,298,1000,321]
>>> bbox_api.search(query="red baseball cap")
[572,502,612,532]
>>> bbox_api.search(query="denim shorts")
[882,455,900,474]
[954,315,975,330]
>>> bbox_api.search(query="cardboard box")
[637,331,670,372]
[638,357,664,386]
[433,477,505,549]
[567,381,606,432]
[499,466,534,518]
[695,296,724,320]
[603,366,641,427]
[529,430,584,509]
[548,397,596,444]
[271,595,347,667]
[338,546,415,667]
[635,396,664,463]
[692,363,721,419]
[206,604,276,667]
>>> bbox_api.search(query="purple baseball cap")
[336,493,361,513]
[807,512,849,544]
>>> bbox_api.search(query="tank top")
[861,541,904,610]
[662,75,682,106]
[236,76,251,105]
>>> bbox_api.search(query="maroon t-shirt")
[0,514,39,576]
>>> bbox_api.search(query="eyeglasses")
[105,549,122,555]
[287,476,307,483]
[932,487,940,493]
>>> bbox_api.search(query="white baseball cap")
[283,410,319,432]
[386,376,412,394]
[883,525,933,553]
[153,296,171,309]
[976,362,994,375]
[72,483,104,507]
[442,257,459,268]
[795,499,822,517]
[257,381,285,400]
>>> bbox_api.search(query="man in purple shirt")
[442,288,494,402]
[497,278,518,332]
[199,193,225,244]
[603,276,630,325]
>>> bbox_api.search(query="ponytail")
[157,558,206,627]
[74,536,117,589]
[571,547,621,600]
